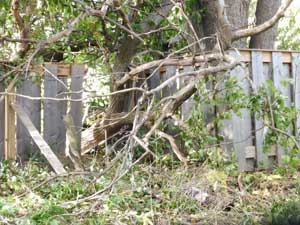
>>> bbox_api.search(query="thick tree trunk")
[109,37,140,114]
[190,0,250,50]
[249,0,281,49]
[225,0,250,48]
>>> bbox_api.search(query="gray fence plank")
[181,66,194,120]
[292,53,300,136]
[44,64,68,155]
[272,52,292,164]
[252,51,271,168]
[147,68,161,99]
[217,69,233,162]
[134,71,146,105]
[0,82,4,160]
[162,66,177,97]
[231,62,254,171]
[16,77,41,160]
[70,65,85,150]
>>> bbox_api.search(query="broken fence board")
[70,65,85,151]
[17,78,41,160]
[12,104,66,174]
[44,64,68,155]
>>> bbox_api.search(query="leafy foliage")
[262,200,300,225]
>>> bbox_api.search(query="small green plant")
[262,199,300,225]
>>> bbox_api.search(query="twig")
[155,130,188,167]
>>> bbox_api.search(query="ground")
[1,154,300,225]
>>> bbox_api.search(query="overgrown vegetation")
[2,72,300,224]
[1,154,300,225]
[1,0,300,224]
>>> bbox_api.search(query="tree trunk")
[225,0,250,48]
[109,37,140,114]
[249,0,281,49]
[190,0,250,50]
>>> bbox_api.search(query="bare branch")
[155,130,188,166]
[0,36,37,44]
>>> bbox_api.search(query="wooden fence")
[1,50,300,172]
[141,49,300,171]
[0,64,86,173]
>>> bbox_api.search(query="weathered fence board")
[181,65,194,120]
[147,69,161,99]
[162,65,177,97]
[0,83,4,160]
[16,78,41,159]
[217,70,234,162]
[252,51,271,168]
[12,103,66,174]
[70,65,85,150]
[4,89,16,160]
[230,63,254,171]
[44,64,68,155]
[272,52,292,164]
[292,53,300,136]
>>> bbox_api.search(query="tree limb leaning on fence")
[0,0,292,207]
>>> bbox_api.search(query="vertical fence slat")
[0,83,4,160]
[217,69,233,161]
[44,64,68,155]
[230,51,254,171]
[272,52,292,164]
[147,68,161,99]
[70,65,85,150]
[134,72,146,106]
[4,88,16,160]
[292,53,300,136]
[162,66,177,97]
[252,51,271,168]
[17,77,41,160]
[181,66,194,120]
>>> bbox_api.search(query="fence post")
[4,88,16,160]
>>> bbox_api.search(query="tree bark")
[190,0,250,50]
[225,0,250,48]
[249,0,281,49]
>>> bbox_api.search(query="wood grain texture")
[44,64,68,155]
[217,70,234,162]
[252,51,272,168]
[70,65,85,151]
[272,52,292,164]
[147,69,161,99]
[230,51,254,171]
[0,83,4,160]
[161,65,177,97]
[181,66,194,120]
[292,53,300,136]
[16,78,41,160]
[4,88,16,160]
[12,104,66,174]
